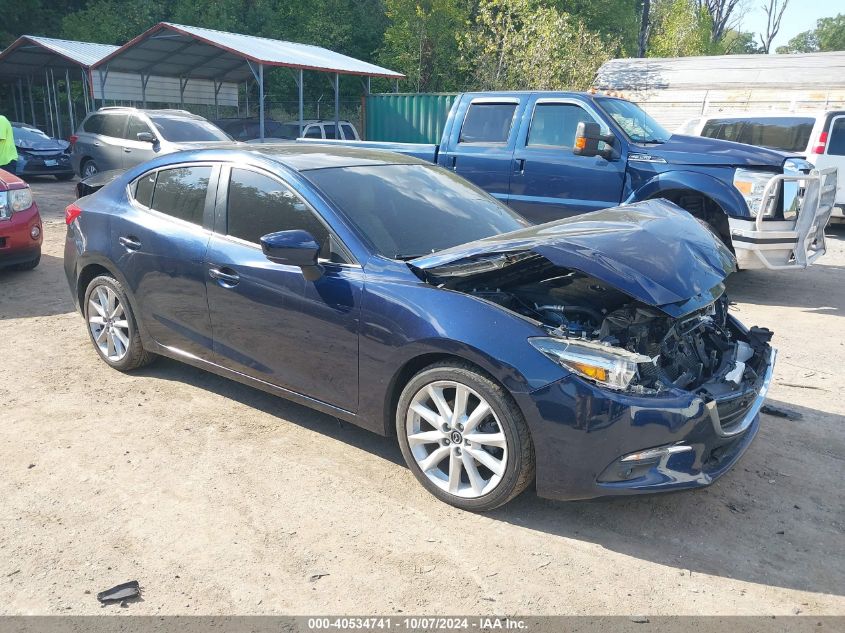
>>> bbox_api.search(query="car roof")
[95,107,203,119]
[699,111,830,121]
[153,143,430,172]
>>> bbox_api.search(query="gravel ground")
[0,177,842,615]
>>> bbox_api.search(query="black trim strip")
[732,235,798,245]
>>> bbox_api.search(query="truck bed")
[297,138,438,163]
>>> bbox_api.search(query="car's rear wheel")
[83,275,155,371]
[396,361,535,511]
[81,159,99,179]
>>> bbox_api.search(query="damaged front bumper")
[730,167,837,270]
[515,338,776,502]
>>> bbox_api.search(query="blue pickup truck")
[306,91,836,270]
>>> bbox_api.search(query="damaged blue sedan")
[64,146,775,511]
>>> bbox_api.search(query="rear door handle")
[208,266,240,286]
[450,156,457,171]
[118,235,141,250]
[123,147,132,153]
[93,142,102,147]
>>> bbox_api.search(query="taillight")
[812,131,828,154]
[65,203,82,225]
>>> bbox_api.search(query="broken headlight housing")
[529,337,653,391]
[733,168,778,218]
[0,188,33,219]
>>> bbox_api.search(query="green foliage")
[459,0,615,91]
[647,0,714,57]
[62,0,166,45]
[719,30,760,55]
[378,0,469,92]
[777,13,845,53]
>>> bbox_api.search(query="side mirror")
[260,229,324,281]
[137,132,157,144]
[573,121,614,159]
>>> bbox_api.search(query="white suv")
[679,111,845,222]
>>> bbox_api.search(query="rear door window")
[340,124,357,140]
[99,114,128,139]
[133,171,156,207]
[459,103,517,143]
[827,117,845,156]
[323,124,337,139]
[150,166,212,225]
[528,103,598,148]
[304,125,323,138]
[125,115,153,141]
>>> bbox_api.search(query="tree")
[638,0,651,57]
[778,13,845,53]
[378,0,469,92]
[759,0,789,54]
[647,0,714,57]
[720,29,761,54]
[459,0,615,91]
[696,0,743,44]
[62,0,167,44]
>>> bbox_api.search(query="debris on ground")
[96,581,140,604]
[761,404,804,420]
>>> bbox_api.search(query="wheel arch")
[627,170,750,220]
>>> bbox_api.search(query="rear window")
[82,114,105,134]
[341,124,357,140]
[459,103,517,143]
[149,116,230,142]
[827,117,845,156]
[323,124,337,140]
[150,166,212,225]
[304,125,322,138]
[701,117,815,152]
[100,114,128,139]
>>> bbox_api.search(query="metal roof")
[93,22,404,81]
[0,35,118,78]
[595,51,845,91]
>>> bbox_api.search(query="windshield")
[13,126,52,143]
[149,116,231,142]
[304,164,528,259]
[595,97,671,143]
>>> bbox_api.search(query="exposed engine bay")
[464,269,773,396]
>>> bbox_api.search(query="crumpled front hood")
[644,134,796,167]
[17,139,69,152]
[410,200,736,317]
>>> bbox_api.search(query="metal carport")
[92,22,405,140]
[0,35,117,137]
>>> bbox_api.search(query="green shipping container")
[365,93,458,144]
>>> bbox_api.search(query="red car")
[0,168,42,270]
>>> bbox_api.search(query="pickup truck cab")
[305,91,836,270]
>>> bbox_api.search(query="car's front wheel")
[83,275,155,371]
[396,361,535,511]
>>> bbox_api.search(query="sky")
[740,0,845,50]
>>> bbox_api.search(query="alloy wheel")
[88,284,130,362]
[405,380,508,499]
[82,162,98,178]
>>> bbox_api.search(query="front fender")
[626,170,751,219]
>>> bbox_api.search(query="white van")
[679,111,845,222]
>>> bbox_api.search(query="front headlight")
[529,337,653,390]
[10,188,34,212]
[733,169,778,218]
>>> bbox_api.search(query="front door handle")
[209,266,240,286]
[123,147,132,153]
[514,158,525,174]
[450,156,457,171]
[118,235,141,250]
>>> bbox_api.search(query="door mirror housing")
[260,230,324,281]
[137,132,157,144]
[573,121,615,159]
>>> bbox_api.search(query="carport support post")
[50,69,62,139]
[12,83,19,122]
[334,73,339,137]
[141,74,149,108]
[81,70,89,113]
[213,80,221,119]
[44,70,55,138]
[65,69,74,134]
[17,79,25,124]
[27,76,36,126]
[258,64,265,141]
[298,69,304,137]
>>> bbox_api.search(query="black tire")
[11,251,40,271]
[396,361,535,512]
[83,274,155,371]
[55,173,75,181]
[80,159,99,179]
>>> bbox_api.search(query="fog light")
[30,225,41,239]
[620,443,693,463]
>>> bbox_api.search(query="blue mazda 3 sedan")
[64,145,775,511]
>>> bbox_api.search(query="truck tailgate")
[296,138,438,163]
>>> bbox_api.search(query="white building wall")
[91,71,238,106]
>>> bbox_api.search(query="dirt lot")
[1,178,843,615]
